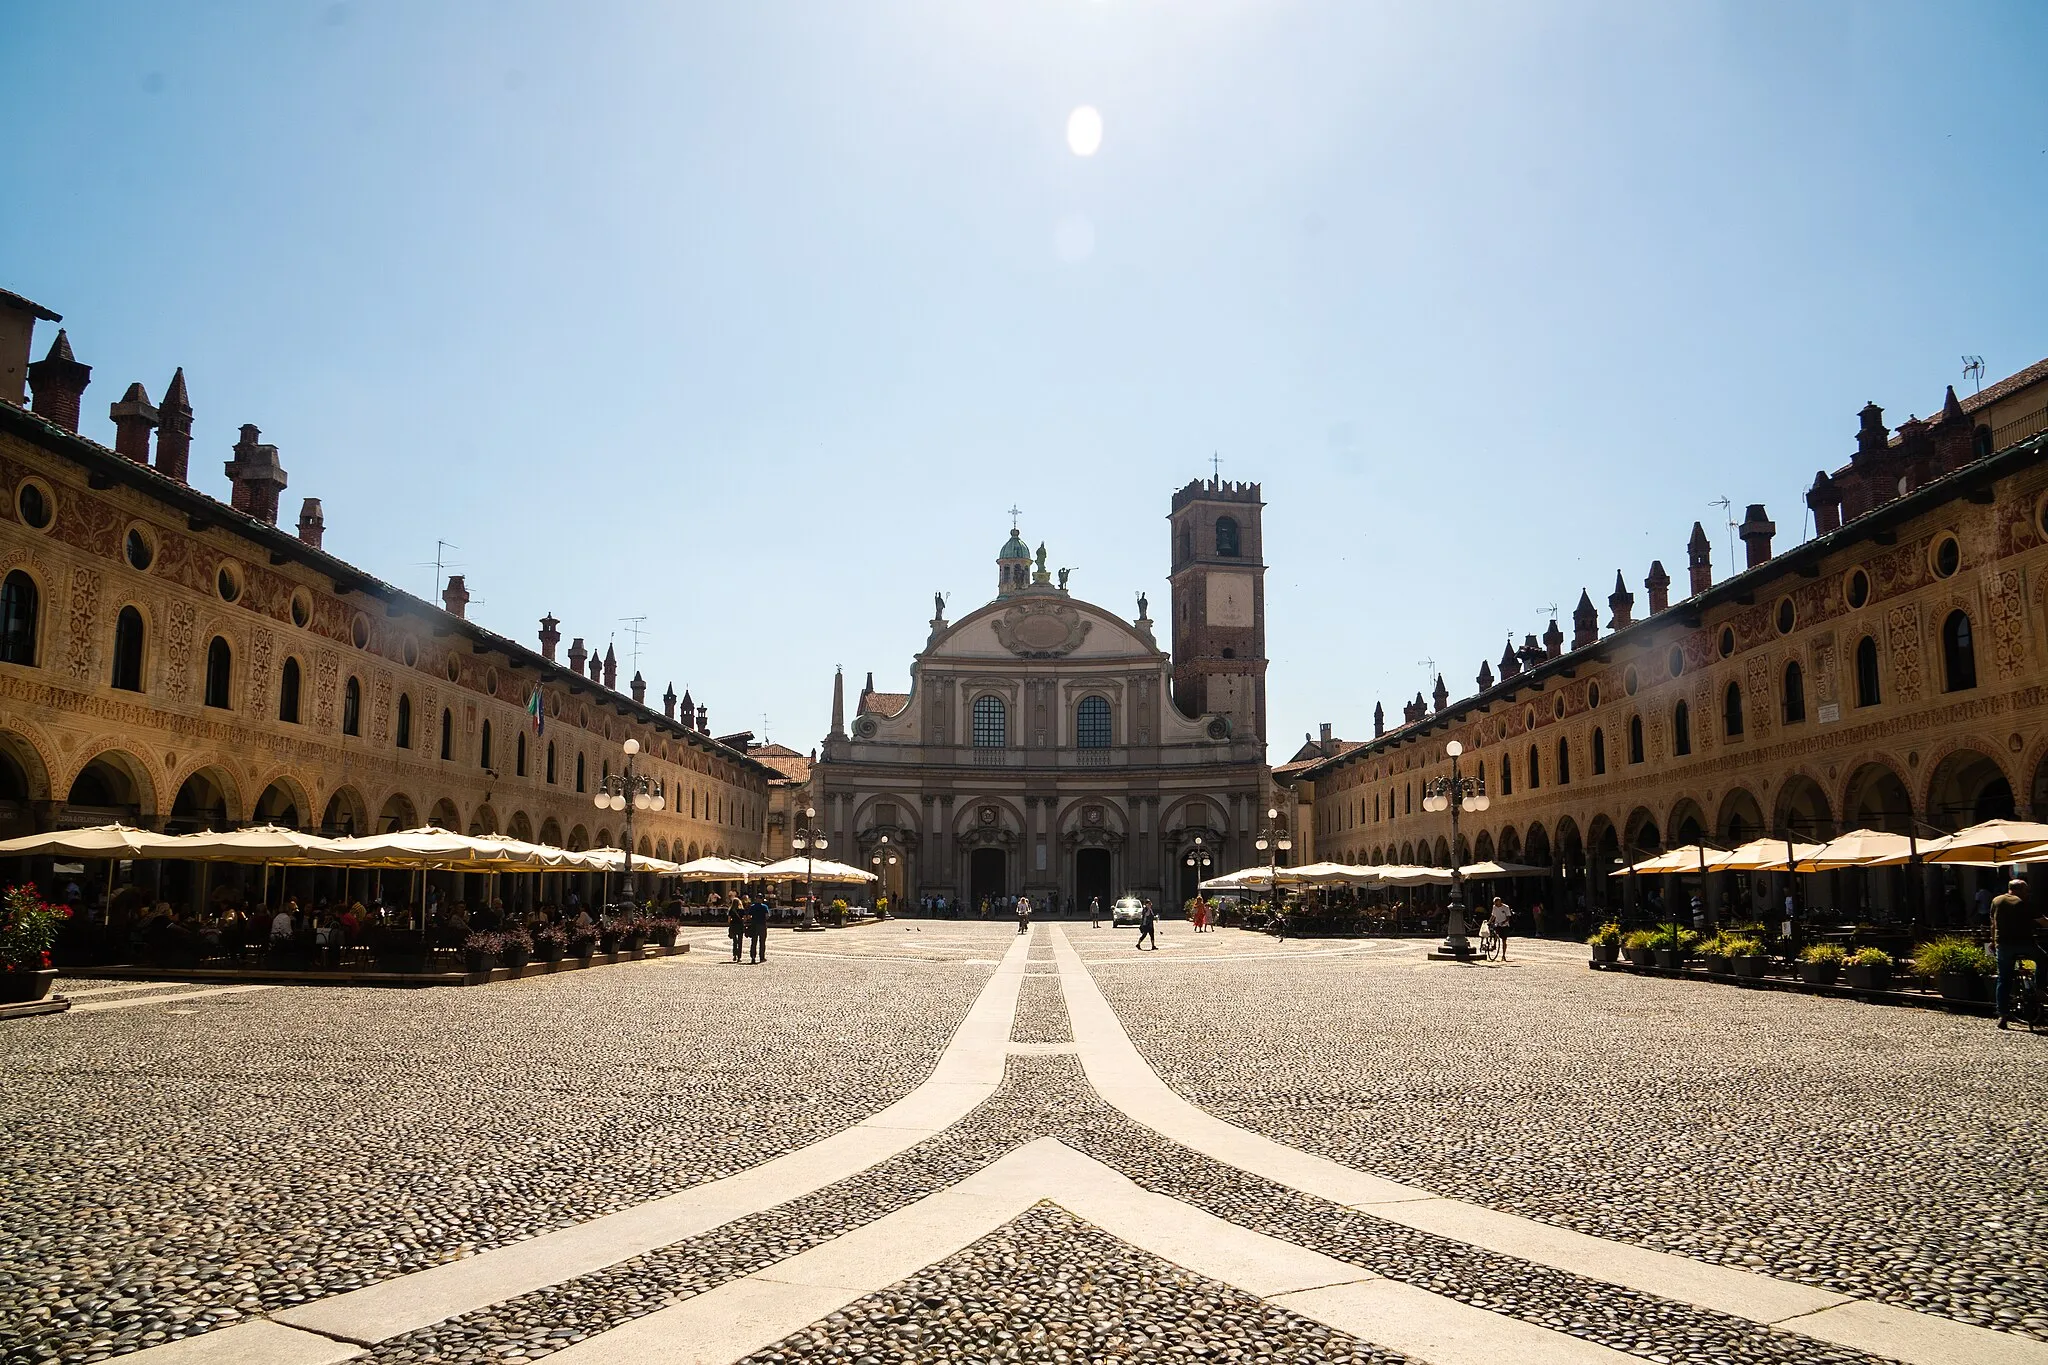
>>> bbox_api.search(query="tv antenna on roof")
[418,540,461,600]
[1962,356,1986,393]
[1710,496,1738,566]
[619,617,648,674]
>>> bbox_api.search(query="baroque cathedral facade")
[813,480,1272,911]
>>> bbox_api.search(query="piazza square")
[6,5,2048,1363]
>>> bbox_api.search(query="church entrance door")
[969,848,1006,913]
[1075,848,1112,920]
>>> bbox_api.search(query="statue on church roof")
[1136,590,1149,619]
[934,591,946,619]
[1032,542,1052,586]
[1057,567,1070,591]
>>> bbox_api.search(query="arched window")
[1942,610,1977,692]
[1076,695,1111,749]
[1723,681,1744,738]
[1526,743,1540,789]
[1178,527,1193,564]
[439,707,453,759]
[111,606,145,692]
[203,637,232,709]
[396,694,412,748]
[1215,516,1241,557]
[0,571,37,666]
[480,719,493,769]
[278,657,301,722]
[1405,782,1412,814]
[1556,736,1570,784]
[1591,727,1606,775]
[1500,754,1513,795]
[341,676,362,735]
[546,741,557,784]
[1783,661,1806,724]
[1673,700,1691,756]
[1628,714,1644,764]
[1854,635,1881,707]
[972,694,1007,748]
[575,752,586,792]
[515,729,527,776]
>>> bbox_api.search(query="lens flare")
[1066,105,1103,157]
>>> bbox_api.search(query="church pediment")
[928,594,1160,663]
[992,600,1093,658]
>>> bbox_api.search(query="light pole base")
[1427,942,1475,961]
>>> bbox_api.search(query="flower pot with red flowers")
[0,884,70,1002]
[499,929,532,972]
[464,931,502,975]
[536,925,568,964]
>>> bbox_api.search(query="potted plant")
[831,897,849,928]
[1586,921,1621,965]
[1798,942,1847,985]
[568,925,597,963]
[1621,928,1657,966]
[0,883,69,1004]
[1844,946,1894,992]
[1651,923,1699,971]
[500,928,533,972]
[651,916,681,948]
[1725,937,1770,980]
[1912,937,1994,1003]
[463,931,501,975]
[536,924,568,965]
[1700,931,1735,975]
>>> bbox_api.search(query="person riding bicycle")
[1489,897,1514,961]
[1993,877,2038,1029]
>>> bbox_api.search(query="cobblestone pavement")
[6,922,2039,1364]
[1100,927,2048,1339]
[0,945,989,1364]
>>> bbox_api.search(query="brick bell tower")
[1168,475,1267,743]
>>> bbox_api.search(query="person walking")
[1993,877,2037,1028]
[1489,896,1515,962]
[1015,894,1032,934]
[1137,898,1158,950]
[747,892,769,964]
[1090,895,1101,928]
[1191,893,1212,933]
[726,900,746,963]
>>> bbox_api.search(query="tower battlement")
[1171,477,1263,512]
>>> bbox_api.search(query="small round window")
[445,655,461,682]
[124,526,155,571]
[350,614,370,650]
[1718,627,1735,658]
[216,561,243,603]
[1931,534,1960,579]
[1552,694,1566,720]
[290,588,312,628]
[1587,681,1601,709]
[1666,645,1685,678]
[401,635,420,668]
[1846,568,1870,610]
[15,479,54,532]
[1776,598,1796,635]
[1524,705,1537,730]
[485,667,500,697]
[1623,664,1639,697]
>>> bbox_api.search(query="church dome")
[998,527,1029,561]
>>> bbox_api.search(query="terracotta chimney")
[1500,637,1522,680]
[1571,590,1598,649]
[1853,401,1888,465]
[1372,700,1384,737]
[1318,721,1333,753]
[602,645,617,691]
[1542,618,1563,659]
[1645,561,1671,615]
[295,497,324,549]
[1477,660,1494,691]
[630,671,646,705]
[1687,522,1712,596]
[108,382,159,463]
[696,703,709,733]
[1934,385,1974,473]
[27,329,90,433]
[1807,471,1841,535]
[442,574,469,619]
[1738,503,1776,568]
[1517,633,1545,675]
[1432,673,1449,712]
[1608,570,1635,630]
[663,683,677,720]
[155,368,192,483]
[538,614,560,662]
[224,424,288,523]
[568,636,587,675]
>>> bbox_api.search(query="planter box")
[1731,957,1769,980]
[502,948,531,972]
[1845,963,1892,992]
[1798,961,1840,986]
[1704,954,1733,975]
[1936,970,1986,1003]
[0,968,58,1004]
[1623,947,1655,966]
[1589,944,1618,965]
[464,951,496,975]
[1654,948,1684,971]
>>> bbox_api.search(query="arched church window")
[0,571,38,666]
[1076,696,1111,749]
[111,606,146,692]
[972,694,1007,748]
[1215,517,1241,557]
[1942,610,1976,692]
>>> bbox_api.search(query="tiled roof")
[859,691,911,718]
[0,288,60,322]
[752,744,812,783]
[1274,740,1364,777]
[1959,356,2048,418]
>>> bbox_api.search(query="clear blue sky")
[6,2,2044,758]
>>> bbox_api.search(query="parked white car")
[1111,895,1145,926]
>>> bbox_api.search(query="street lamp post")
[1422,739,1489,957]
[1252,805,1292,911]
[592,738,664,908]
[870,836,898,916]
[791,805,828,930]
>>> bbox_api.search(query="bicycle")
[1478,920,1502,961]
[2010,959,2046,1031]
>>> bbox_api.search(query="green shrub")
[1648,923,1700,953]
[1586,921,1622,948]
[1721,936,1766,958]
[1798,943,1848,966]
[1845,946,1893,968]
[1912,937,1994,977]
[1621,928,1658,952]
[1700,930,1743,957]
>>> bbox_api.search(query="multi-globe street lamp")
[1183,831,1215,880]
[870,833,898,917]
[1252,805,1292,906]
[791,805,828,929]
[591,737,664,907]
[1421,739,1489,956]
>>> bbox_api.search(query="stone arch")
[538,816,562,846]
[1588,815,1623,881]
[469,803,499,836]
[637,834,653,855]
[319,784,370,836]
[0,724,56,807]
[427,797,462,831]
[852,792,924,835]
[1771,771,1835,842]
[1554,815,1585,873]
[1431,836,1451,866]
[1369,844,1384,864]
[1398,840,1415,863]
[251,774,312,829]
[1924,745,2017,831]
[1714,786,1766,843]
[686,841,701,860]
[167,762,243,829]
[567,823,590,851]
[1158,793,1231,837]
[655,837,669,860]
[1523,823,1552,868]
[1842,759,1913,832]
[377,791,419,832]
[508,810,535,841]
[1664,797,1707,845]
[1622,806,1662,855]
[951,795,1028,838]
[1496,826,1523,862]
[1473,830,1496,861]
[64,746,157,822]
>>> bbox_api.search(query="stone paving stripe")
[106,1319,364,1363]
[1048,925,2048,1365]
[67,984,279,1012]
[1006,1040,1077,1054]
[1275,1279,1635,1365]
[57,979,201,996]
[229,931,1035,1350]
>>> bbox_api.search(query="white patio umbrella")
[1371,865,1456,886]
[673,855,763,881]
[1198,866,1309,891]
[1457,860,1551,879]
[169,824,350,863]
[1703,837,1826,873]
[1288,861,1381,885]
[1793,829,1923,871]
[0,823,186,858]
[579,848,684,875]
[1915,818,2048,866]
[750,856,877,883]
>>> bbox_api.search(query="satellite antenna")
[1962,356,1986,393]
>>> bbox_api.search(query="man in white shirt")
[1015,895,1032,934]
[1489,897,1514,961]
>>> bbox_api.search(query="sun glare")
[1066,105,1103,157]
